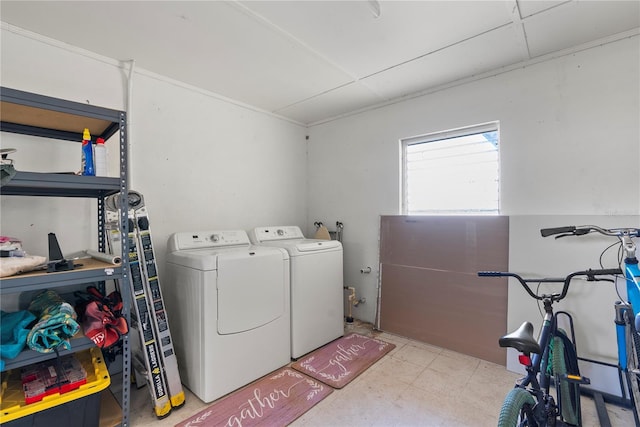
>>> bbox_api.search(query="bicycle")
[540,225,640,426]
[479,267,621,426]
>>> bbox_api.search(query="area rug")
[291,333,395,389]
[175,368,332,427]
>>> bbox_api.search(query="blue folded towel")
[0,309,37,370]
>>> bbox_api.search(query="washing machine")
[250,226,343,359]
[164,230,290,403]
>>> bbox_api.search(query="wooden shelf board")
[1,101,114,136]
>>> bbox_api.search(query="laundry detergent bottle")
[94,137,107,176]
[81,128,95,176]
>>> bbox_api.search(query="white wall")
[127,73,308,271]
[0,25,308,285]
[307,35,640,330]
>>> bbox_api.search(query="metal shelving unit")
[0,86,131,426]
[0,172,122,197]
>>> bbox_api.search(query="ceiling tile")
[1,1,637,124]
[524,0,640,57]
[274,82,383,124]
[0,1,353,111]
[239,0,513,77]
[516,0,568,18]
[361,24,525,100]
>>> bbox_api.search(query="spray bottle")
[81,128,95,176]
[94,137,107,176]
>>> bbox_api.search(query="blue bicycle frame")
[616,234,640,374]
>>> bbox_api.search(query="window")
[401,122,500,215]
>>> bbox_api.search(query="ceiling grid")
[0,0,637,124]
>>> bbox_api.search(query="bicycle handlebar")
[540,225,640,239]
[478,268,623,301]
[540,226,578,237]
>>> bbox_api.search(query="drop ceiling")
[1,1,638,125]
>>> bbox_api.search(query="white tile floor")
[129,322,635,426]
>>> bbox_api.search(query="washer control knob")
[277,229,284,236]
[211,234,220,242]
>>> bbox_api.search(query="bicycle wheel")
[498,388,537,427]
[625,313,640,424]
[552,329,580,426]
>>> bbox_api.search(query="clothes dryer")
[164,230,290,403]
[250,226,343,359]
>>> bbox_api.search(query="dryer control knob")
[277,229,284,236]
[211,234,220,242]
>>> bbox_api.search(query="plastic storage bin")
[21,353,87,405]
[0,347,110,427]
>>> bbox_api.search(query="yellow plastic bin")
[0,347,111,427]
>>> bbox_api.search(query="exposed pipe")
[123,59,135,190]
[344,286,356,323]
[344,286,365,323]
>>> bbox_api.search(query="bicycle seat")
[499,321,542,354]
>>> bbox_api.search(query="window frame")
[400,121,500,215]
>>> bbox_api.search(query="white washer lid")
[257,238,342,256]
[168,230,250,252]
[166,245,288,270]
[295,240,342,252]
